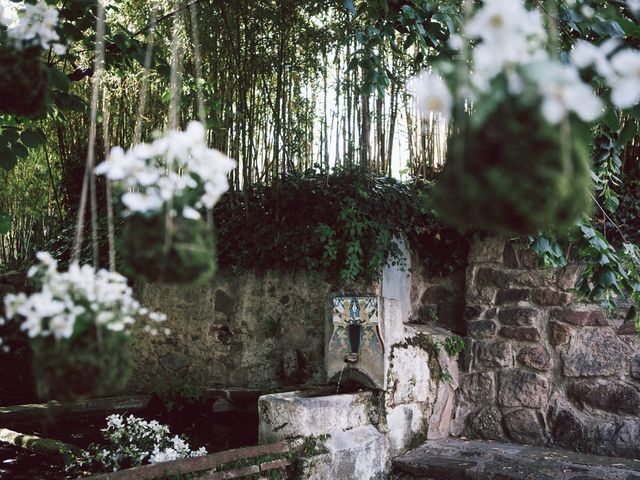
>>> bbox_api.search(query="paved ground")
[393,438,640,480]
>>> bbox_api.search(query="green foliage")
[432,91,593,236]
[345,0,461,95]
[153,376,202,414]
[214,167,469,285]
[531,219,640,323]
[0,213,10,235]
[442,334,464,357]
[30,326,132,401]
[0,47,50,118]
[119,211,217,285]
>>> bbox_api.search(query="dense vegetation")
[0,0,638,314]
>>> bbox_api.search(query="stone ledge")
[393,438,640,480]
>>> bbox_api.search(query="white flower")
[537,64,603,124]
[571,39,619,80]
[182,206,201,220]
[609,49,640,109]
[95,121,236,216]
[121,192,164,215]
[581,5,595,18]
[5,1,65,52]
[465,0,548,90]
[407,71,453,120]
[49,314,74,339]
[3,253,165,341]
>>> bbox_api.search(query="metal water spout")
[344,353,359,363]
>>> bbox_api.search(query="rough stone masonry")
[455,236,640,459]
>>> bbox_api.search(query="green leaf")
[0,148,17,171]
[49,67,71,93]
[603,194,620,213]
[0,129,20,143]
[0,213,10,235]
[597,267,618,287]
[343,0,356,15]
[12,141,28,159]
[618,122,638,147]
[20,129,47,148]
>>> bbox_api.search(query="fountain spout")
[344,352,359,363]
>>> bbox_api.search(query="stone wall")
[129,270,332,393]
[456,237,640,458]
[129,258,466,394]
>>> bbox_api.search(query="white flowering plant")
[0,1,65,53]
[95,121,236,284]
[407,0,640,236]
[1,252,168,400]
[71,414,207,474]
[0,1,65,117]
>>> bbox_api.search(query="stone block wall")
[129,259,465,395]
[409,253,467,335]
[456,237,640,458]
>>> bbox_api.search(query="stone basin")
[258,390,374,444]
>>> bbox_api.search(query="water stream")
[335,364,347,393]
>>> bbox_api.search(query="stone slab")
[394,438,640,479]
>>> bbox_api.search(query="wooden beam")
[0,428,81,460]
[81,441,290,480]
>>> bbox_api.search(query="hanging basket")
[30,326,132,401]
[431,99,593,236]
[0,46,49,118]
[119,210,217,285]
[3,253,166,402]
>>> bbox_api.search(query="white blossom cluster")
[0,1,65,54]
[95,121,236,219]
[408,0,621,126]
[82,414,207,471]
[2,252,167,340]
[571,40,640,110]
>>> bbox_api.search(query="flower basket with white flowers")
[69,414,207,475]
[95,121,236,284]
[408,0,608,235]
[2,252,167,401]
[0,2,65,117]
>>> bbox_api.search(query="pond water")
[0,397,259,479]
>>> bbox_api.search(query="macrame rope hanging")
[132,8,158,146]
[102,90,116,272]
[72,0,105,265]
[189,1,206,125]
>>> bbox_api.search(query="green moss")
[119,210,217,285]
[30,327,132,401]
[0,46,49,118]
[432,98,593,236]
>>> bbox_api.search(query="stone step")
[393,438,640,480]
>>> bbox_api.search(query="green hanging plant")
[96,121,234,286]
[2,252,168,401]
[30,325,132,401]
[431,94,594,235]
[406,0,604,236]
[0,46,49,118]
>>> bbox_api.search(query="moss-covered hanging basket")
[431,99,593,236]
[31,327,132,401]
[119,211,217,285]
[0,46,49,118]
